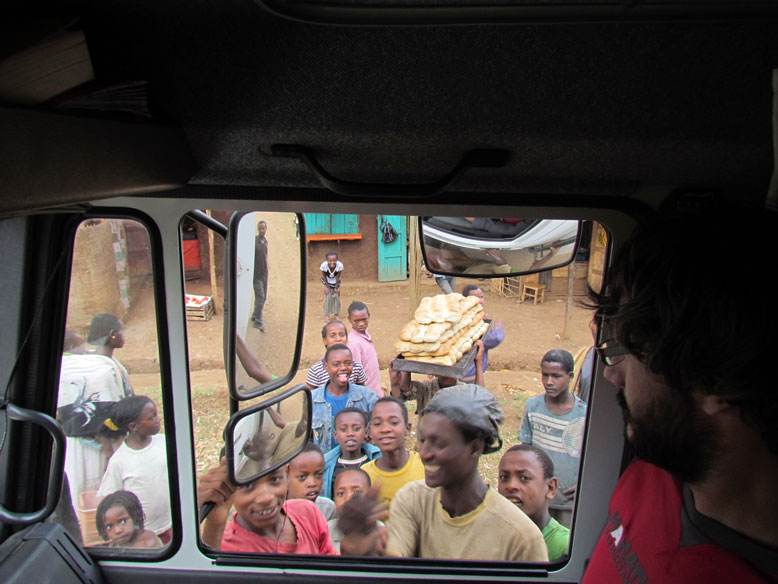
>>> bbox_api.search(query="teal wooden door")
[377,215,407,282]
[303,213,359,235]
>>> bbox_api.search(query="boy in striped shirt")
[518,349,586,529]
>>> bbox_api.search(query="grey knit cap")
[422,384,504,454]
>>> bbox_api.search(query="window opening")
[190,212,605,568]
[57,218,171,553]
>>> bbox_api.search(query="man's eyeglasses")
[595,340,628,366]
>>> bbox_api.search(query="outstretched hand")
[338,484,389,556]
[198,457,236,549]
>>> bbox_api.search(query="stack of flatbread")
[394,293,490,366]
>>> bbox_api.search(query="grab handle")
[0,402,65,525]
[271,144,510,197]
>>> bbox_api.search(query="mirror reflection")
[234,212,302,396]
[420,217,580,277]
[230,387,310,484]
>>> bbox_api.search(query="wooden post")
[408,217,422,321]
[206,209,219,314]
[563,262,576,339]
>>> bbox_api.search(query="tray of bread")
[392,292,492,377]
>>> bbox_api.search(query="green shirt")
[542,517,570,561]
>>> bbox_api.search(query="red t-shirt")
[583,460,776,583]
[221,498,337,555]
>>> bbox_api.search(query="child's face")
[233,468,288,534]
[131,402,161,437]
[287,451,325,502]
[369,401,409,454]
[323,322,348,348]
[437,375,457,387]
[332,470,370,514]
[467,287,485,306]
[333,412,367,457]
[326,254,338,269]
[497,450,556,526]
[348,308,370,334]
[103,504,137,546]
[324,348,354,386]
[541,361,574,399]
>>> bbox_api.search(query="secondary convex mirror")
[225,385,312,485]
[228,211,305,400]
[419,217,581,278]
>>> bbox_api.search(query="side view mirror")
[419,216,581,278]
[224,384,312,485]
[226,211,306,400]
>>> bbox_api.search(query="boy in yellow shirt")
[361,397,425,507]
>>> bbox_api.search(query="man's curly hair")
[588,205,778,456]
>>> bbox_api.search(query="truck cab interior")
[1,1,777,582]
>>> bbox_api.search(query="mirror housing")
[226,211,306,400]
[419,216,581,278]
[224,384,312,486]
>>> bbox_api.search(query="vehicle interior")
[1,1,777,582]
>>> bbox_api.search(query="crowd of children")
[64,272,585,561]
[196,281,587,564]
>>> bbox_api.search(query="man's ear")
[700,394,735,416]
[545,477,559,501]
[468,438,486,459]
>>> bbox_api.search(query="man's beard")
[616,388,719,484]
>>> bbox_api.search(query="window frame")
[61,192,647,582]
[56,209,182,562]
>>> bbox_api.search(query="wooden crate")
[492,276,524,298]
[185,294,215,321]
[78,491,104,546]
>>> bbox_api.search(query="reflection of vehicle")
[424,217,580,248]
[424,217,543,242]
[421,217,581,275]
[1,2,776,583]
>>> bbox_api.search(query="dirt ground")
[121,273,595,390]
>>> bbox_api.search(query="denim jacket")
[321,442,382,499]
[311,382,379,453]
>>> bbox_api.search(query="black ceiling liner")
[9,0,778,204]
[251,0,778,26]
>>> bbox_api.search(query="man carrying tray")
[459,284,504,383]
[389,340,485,415]
[391,291,491,413]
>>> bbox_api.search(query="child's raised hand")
[337,483,389,556]
[389,354,412,398]
[198,457,236,548]
[198,458,235,520]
